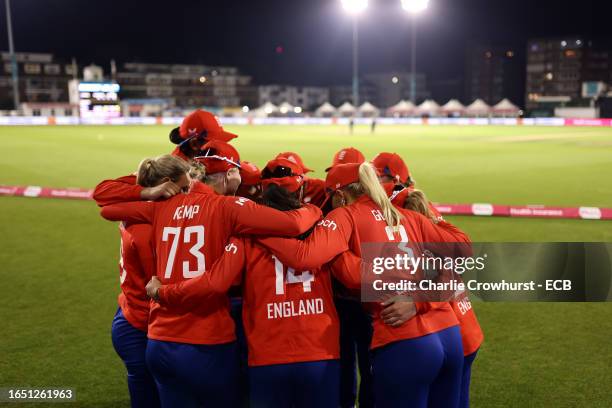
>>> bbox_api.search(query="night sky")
[0,0,610,85]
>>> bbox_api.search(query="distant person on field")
[349,117,355,134]
[370,117,377,134]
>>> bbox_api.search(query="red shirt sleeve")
[227,198,322,237]
[93,175,142,207]
[329,250,362,289]
[256,207,353,270]
[408,209,471,244]
[100,201,156,224]
[157,237,246,308]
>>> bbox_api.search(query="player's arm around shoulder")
[226,195,322,237]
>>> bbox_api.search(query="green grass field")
[1,124,611,407]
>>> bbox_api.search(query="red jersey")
[451,295,483,356]
[257,195,470,350]
[158,237,361,366]
[117,222,155,332]
[100,181,322,345]
[303,177,326,207]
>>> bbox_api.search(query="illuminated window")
[24,63,41,74]
[545,72,553,80]
[506,51,514,58]
[564,50,576,58]
[44,64,60,75]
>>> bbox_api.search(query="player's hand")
[380,295,416,327]
[140,181,182,201]
[146,277,162,301]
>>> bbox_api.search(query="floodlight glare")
[294,106,303,114]
[242,105,249,113]
[341,0,368,14]
[401,0,429,13]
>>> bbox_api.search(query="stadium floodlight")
[401,0,429,13]
[294,106,303,114]
[341,0,368,14]
[341,0,368,107]
[242,105,249,113]
[401,0,430,103]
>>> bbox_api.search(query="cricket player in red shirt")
[256,162,470,408]
[96,154,190,408]
[276,151,327,207]
[99,141,322,408]
[146,157,366,407]
[373,152,484,408]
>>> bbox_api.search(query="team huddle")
[94,109,484,408]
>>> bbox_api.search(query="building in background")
[0,52,76,110]
[525,37,611,113]
[465,45,522,107]
[117,63,257,110]
[258,85,329,111]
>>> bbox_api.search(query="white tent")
[337,102,356,117]
[278,101,295,114]
[440,99,466,114]
[492,98,520,116]
[358,101,380,117]
[415,99,441,116]
[387,100,415,116]
[250,102,279,117]
[465,99,491,116]
[314,102,337,117]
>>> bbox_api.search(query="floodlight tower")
[341,0,368,107]
[4,0,19,110]
[401,0,429,104]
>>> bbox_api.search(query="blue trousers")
[146,339,239,408]
[249,360,340,408]
[459,349,479,408]
[230,298,249,407]
[335,298,375,408]
[111,307,160,408]
[372,326,464,408]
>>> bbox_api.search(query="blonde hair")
[345,162,404,228]
[404,189,434,220]
[136,154,190,187]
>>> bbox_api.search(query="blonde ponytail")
[358,162,403,228]
[137,154,190,187]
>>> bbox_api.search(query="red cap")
[239,161,261,186]
[275,151,313,173]
[325,147,365,172]
[179,110,238,142]
[261,158,305,193]
[371,152,410,184]
[324,162,361,192]
[194,140,241,174]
